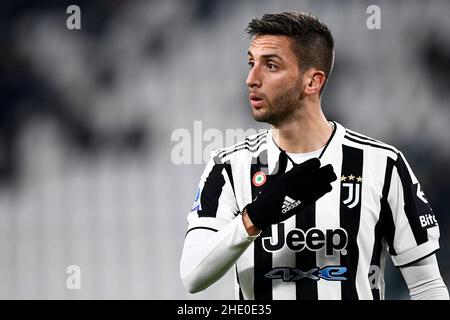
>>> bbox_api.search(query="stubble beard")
[252,79,303,127]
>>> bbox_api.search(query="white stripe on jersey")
[389,165,418,251]
[315,137,343,300]
[354,147,384,299]
[235,242,255,299]
[271,217,296,300]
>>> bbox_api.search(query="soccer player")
[179,12,449,300]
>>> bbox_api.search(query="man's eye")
[267,63,277,70]
[248,61,254,68]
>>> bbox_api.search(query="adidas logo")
[282,196,301,214]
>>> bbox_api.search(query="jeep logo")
[262,224,348,256]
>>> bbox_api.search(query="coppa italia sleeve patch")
[191,187,202,212]
[252,171,267,187]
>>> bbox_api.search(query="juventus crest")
[341,174,363,209]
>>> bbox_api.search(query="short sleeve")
[384,152,440,267]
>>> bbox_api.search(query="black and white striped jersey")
[183,121,440,300]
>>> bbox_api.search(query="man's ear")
[304,70,326,95]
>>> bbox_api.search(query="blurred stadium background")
[0,0,449,299]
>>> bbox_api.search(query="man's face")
[247,35,304,126]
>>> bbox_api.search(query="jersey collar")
[266,121,345,172]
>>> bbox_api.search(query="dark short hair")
[246,12,335,94]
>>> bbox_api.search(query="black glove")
[245,157,336,230]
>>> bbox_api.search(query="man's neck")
[271,106,332,154]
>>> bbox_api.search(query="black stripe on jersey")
[344,135,398,156]
[394,154,428,245]
[197,163,226,218]
[346,130,381,144]
[253,150,286,300]
[218,137,267,160]
[217,132,265,157]
[235,130,267,144]
[218,132,266,156]
[185,226,218,237]
[379,157,397,256]
[339,145,363,300]
[218,132,268,159]
[295,203,318,300]
[235,265,244,300]
[218,130,267,156]
[368,221,383,300]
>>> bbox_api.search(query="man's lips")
[249,93,264,108]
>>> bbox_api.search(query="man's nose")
[246,66,262,88]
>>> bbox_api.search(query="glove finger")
[271,150,288,176]
[289,165,335,186]
[296,178,332,196]
[288,171,334,201]
[304,164,336,184]
[316,164,337,183]
[317,182,333,196]
[287,158,321,178]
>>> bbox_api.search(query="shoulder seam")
[346,129,383,144]
[217,130,268,154]
[344,134,399,156]
[217,131,269,159]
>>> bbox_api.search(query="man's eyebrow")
[247,51,282,60]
